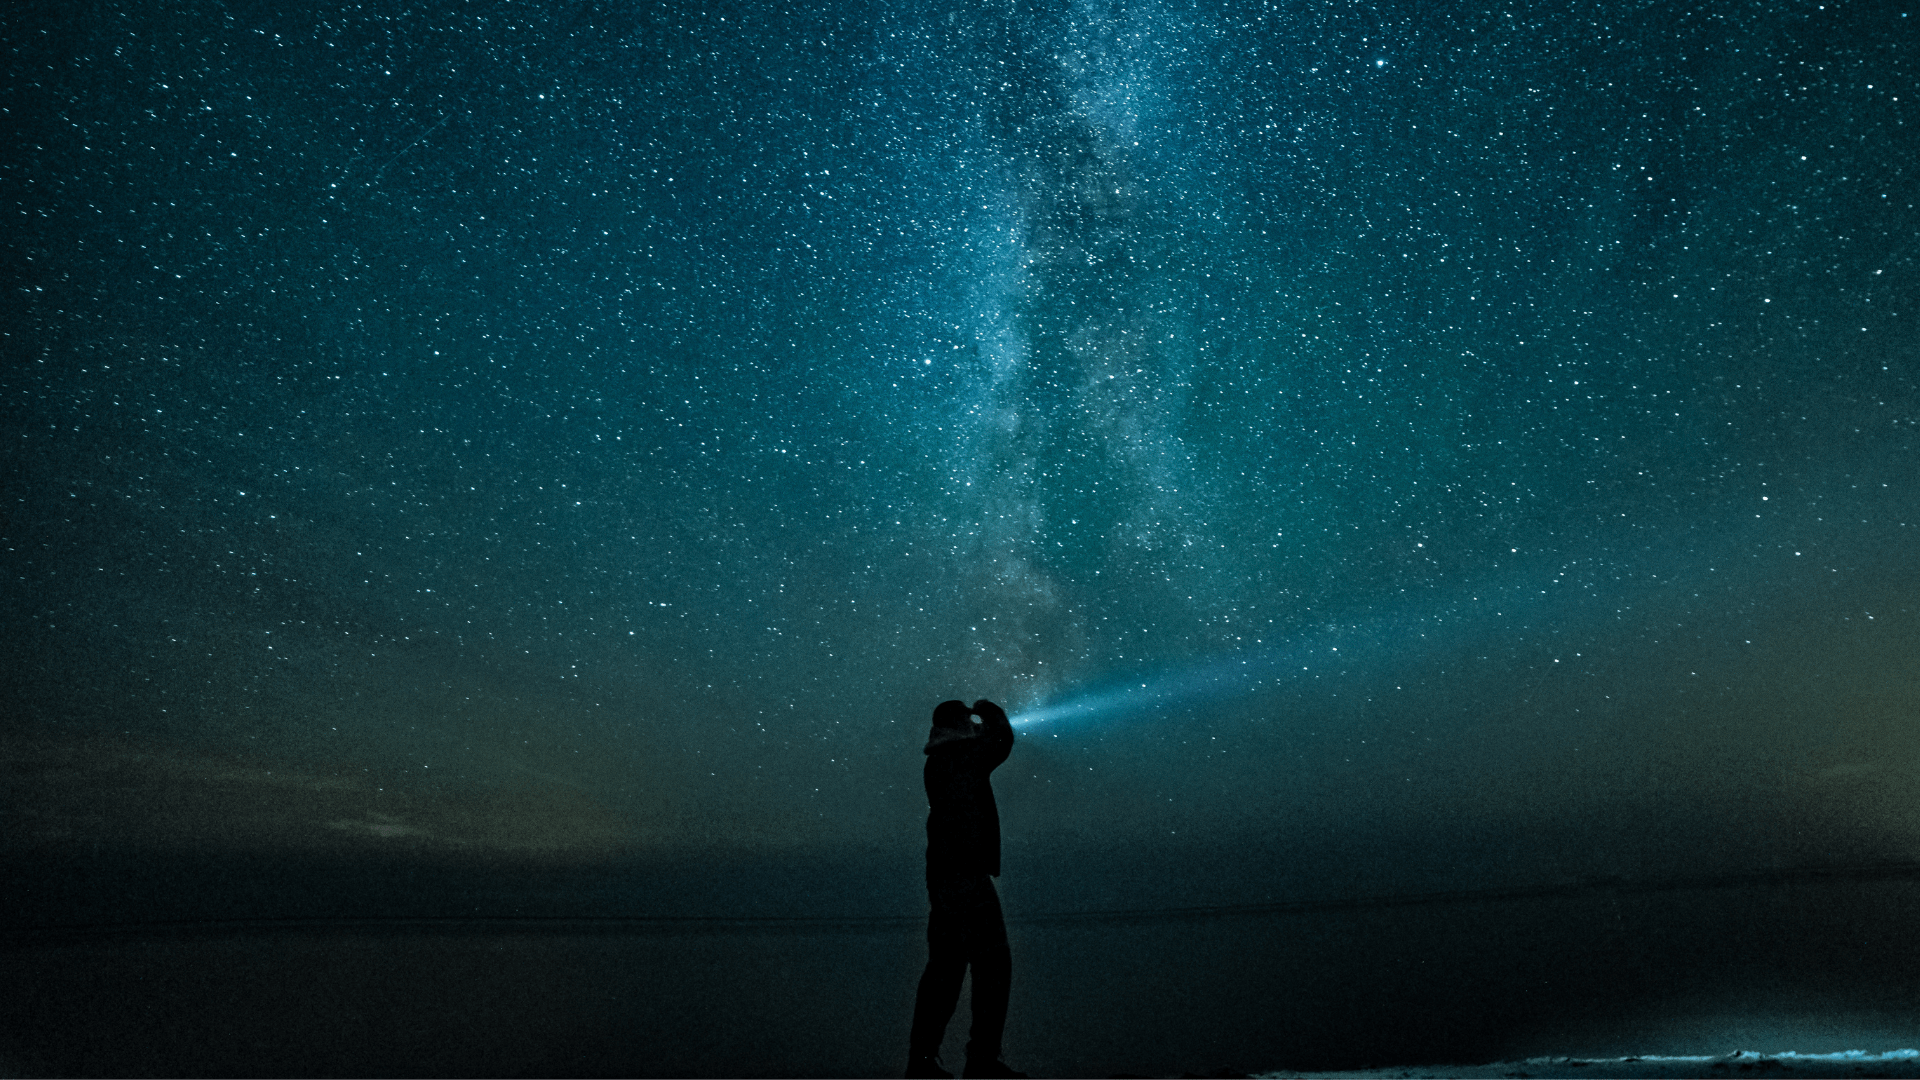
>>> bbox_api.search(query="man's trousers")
[908,873,1011,1065]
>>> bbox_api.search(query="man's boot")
[962,1056,1027,1079]
[905,1051,952,1079]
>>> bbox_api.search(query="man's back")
[923,702,1013,878]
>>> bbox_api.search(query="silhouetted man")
[906,699,1025,1080]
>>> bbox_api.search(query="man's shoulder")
[925,737,997,771]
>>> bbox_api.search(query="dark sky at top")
[5,0,1918,913]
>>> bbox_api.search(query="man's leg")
[963,878,1011,1070]
[909,879,970,1065]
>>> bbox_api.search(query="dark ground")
[6,844,1920,1078]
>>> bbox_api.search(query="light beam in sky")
[1011,650,1293,729]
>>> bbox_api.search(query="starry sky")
[6,0,1919,915]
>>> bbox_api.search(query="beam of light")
[1010,647,1315,730]
[1006,534,1712,732]
[1005,580,1552,730]
[1008,508,1834,733]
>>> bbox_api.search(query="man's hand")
[972,699,1014,759]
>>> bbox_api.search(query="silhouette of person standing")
[907,699,1026,1080]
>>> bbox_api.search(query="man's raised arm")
[973,699,1014,766]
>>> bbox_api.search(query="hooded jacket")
[923,707,1014,878]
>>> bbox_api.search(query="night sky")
[5,0,1920,1073]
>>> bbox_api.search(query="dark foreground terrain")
[6,842,1920,1078]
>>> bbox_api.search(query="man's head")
[932,699,974,730]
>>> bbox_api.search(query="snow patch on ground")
[1255,1048,1920,1079]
